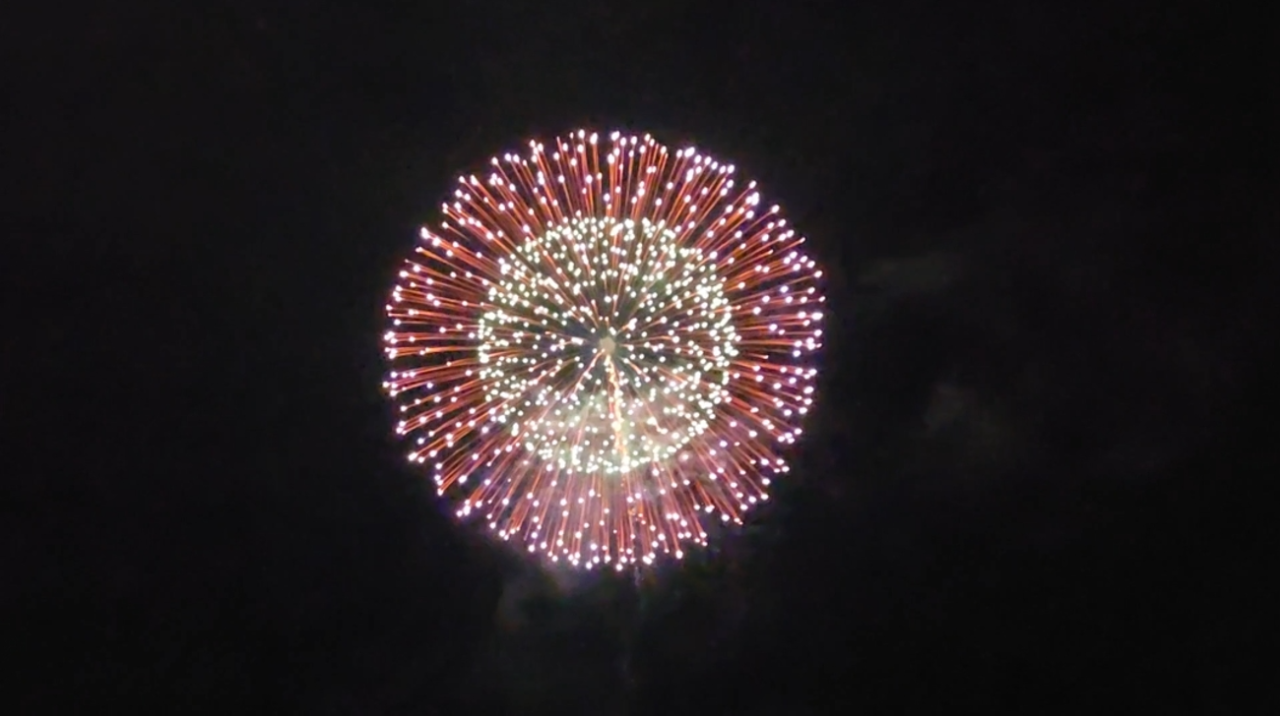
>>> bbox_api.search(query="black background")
[7,1,1272,713]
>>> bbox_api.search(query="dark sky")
[7,1,1272,713]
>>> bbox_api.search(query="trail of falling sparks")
[601,341,631,466]
[384,129,825,570]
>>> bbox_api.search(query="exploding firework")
[384,129,824,569]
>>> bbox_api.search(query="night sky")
[8,1,1271,713]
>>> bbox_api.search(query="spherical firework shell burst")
[384,130,824,569]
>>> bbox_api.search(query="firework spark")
[384,130,824,569]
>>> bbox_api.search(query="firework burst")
[384,130,824,569]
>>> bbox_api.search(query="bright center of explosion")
[475,216,739,476]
